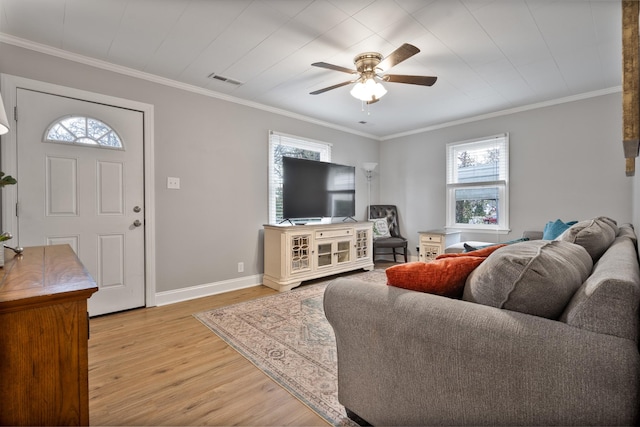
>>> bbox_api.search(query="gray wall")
[0,43,379,292]
[381,92,632,257]
[0,42,633,292]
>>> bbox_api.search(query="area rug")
[194,269,387,426]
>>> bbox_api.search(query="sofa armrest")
[522,230,543,240]
[324,278,639,426]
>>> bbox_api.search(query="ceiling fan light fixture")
[350,78,387,102]
[310,43,435,104]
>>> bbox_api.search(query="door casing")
[0,74,157,308]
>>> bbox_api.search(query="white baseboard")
[154,274,264,306]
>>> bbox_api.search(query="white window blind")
[268,131,331,224]
[446,133,509,232]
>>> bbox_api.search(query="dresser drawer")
[315,228,352,239]
[420,234,442,243]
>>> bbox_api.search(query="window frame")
[44,115,124,150]
[445,133,510,233]
[268,130,331,224]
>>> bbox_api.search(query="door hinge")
[15,202,18,217]
[13,106,17,122]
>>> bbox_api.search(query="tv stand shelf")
[263,222,374,291]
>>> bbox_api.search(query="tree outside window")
[268,131,331,224]
[446,134,509,232]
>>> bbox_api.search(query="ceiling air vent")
[207,73,243,86]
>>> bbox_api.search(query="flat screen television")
[282,157,355,221]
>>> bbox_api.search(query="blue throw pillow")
[543,219,578,240]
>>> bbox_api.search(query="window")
[446,134,509,232]
[45,115,123,149]
[268,131,331,224]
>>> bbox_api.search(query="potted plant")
[0,172,16,187]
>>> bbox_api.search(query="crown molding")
[381,86,622,141]
[1,32,622,142]
[0,33,378,140]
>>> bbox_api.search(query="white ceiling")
[0,0,622,138]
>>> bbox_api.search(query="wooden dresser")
[0,245,98,426]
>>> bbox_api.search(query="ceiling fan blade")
[310,80,354,95]
[383,74,437,86]
[311,62,358,74]
[377,43,420,71]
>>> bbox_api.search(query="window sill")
[445,226,511,235]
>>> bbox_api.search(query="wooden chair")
[369,205,408,262]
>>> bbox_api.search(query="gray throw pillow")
[463,240,593,319]
[555,216,618,261]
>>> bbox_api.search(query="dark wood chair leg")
[392,248,397,262]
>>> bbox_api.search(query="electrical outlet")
[237,262,244,273]
[167,177,180,189]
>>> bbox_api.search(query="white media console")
[263,221,374,291]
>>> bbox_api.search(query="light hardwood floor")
[88,285,328,426]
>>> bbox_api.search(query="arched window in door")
[44,115,123,149]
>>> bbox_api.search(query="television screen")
[282,157,355,220]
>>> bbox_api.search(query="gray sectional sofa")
[324,218,640,426]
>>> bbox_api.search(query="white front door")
[16,88,145,316]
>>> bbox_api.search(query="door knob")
[133,206,142,213]
[133,219,142,227]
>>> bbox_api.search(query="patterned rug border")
[193,269,388,426]
[196,283,339,424]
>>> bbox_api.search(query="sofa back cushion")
[463,240,592,319]
[560,234,640,342]
[555,216,618,261]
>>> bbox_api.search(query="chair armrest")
[324,278,639,426]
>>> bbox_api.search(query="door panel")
[97,161,124,214]
[16,88,145,316]
[46,156,78,215]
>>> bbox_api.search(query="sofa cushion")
[386,245,505,298]
[463,240,593,319]
[555,216,618,261]
[560,236,640,342]
[543,219,577,239]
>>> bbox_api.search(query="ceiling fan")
[310,43,437,104]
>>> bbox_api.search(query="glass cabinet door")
[355,229,369,260]
[336,240,351,264]
[317,242,332,267]
[290,234,311,273]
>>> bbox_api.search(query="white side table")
[418,229,461,262]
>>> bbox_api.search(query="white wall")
[381,92,632,258]
[0,42,379,293]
